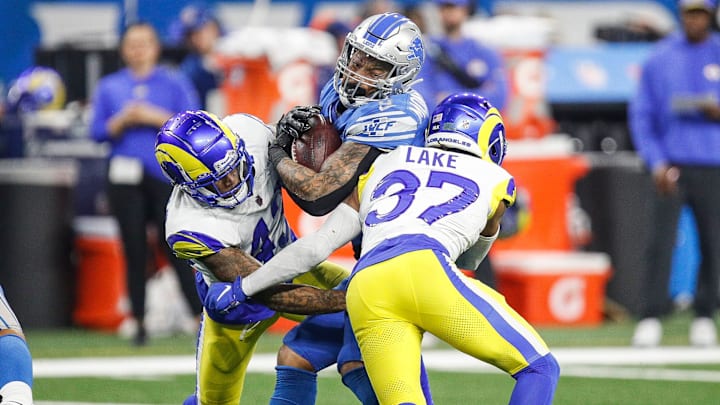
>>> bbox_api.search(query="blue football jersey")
[319,80,429,151]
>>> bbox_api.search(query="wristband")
[268,143,290,167]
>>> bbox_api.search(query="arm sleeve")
[241,203,361,296]
[455,229,499,271]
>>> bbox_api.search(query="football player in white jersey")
[0,285,33,405]
[264,12,433,404]
[348,94,559,404]
[225,93,560,404]
[155,110,349,405]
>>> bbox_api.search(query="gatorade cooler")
[493,250,611,326]
[73,216,129,330]
[494,136,590,251]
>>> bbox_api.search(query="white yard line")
[34,346,720,381]
[36,403,165,405]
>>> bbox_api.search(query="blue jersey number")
[365,170,479,226]
[251,218,276,263]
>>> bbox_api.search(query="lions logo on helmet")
[426,93,507,165]
[155,110,255,209]
[6,66,66,114]
[334,12,425,107]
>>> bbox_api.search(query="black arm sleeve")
[286,146,383,216]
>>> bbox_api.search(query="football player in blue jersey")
[0,285,33,405]
[155,110,349,405]
[270,12,428,216]
[264,11,433,405]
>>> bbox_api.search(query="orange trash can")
[72,217,129,331]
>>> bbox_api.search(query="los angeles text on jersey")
[404,146,458,168]
[426,136,473,150]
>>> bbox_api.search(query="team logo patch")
[214,149,238,172]
[409,37,424,64]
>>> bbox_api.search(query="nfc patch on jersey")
[168,230,226,260]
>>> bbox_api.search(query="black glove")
[276,105,322,141]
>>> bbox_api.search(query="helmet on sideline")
[155,110,254,208]
[426,92,507,165]
[6,66,66,114]
[334,12,424,107]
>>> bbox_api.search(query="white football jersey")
[165,113,295,283]
[357,145,516,261]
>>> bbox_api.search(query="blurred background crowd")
[0,0,718,348]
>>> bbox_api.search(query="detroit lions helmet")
[155,110,254,209]
[6,66,66,114]
[426,93,507,165]
[334,12,424,107]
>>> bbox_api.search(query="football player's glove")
[194,273,275,324]
[276,105,322,146]
[205,276,247,315]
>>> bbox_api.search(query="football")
[291,113,342,172]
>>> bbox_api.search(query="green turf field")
[27,312,720,404]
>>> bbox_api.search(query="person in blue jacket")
[414,0,509,111]
[90,22,202,346]
[629,0,720,348]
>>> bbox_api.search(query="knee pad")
[510,353,560,405]
[527,353,560,382]
[514,353,560,382]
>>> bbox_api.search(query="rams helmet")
[426,93,507,165]
[155,110,254,208]
[6,66,66,114]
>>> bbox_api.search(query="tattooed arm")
[273,141,373,201]
[254,284,345,314]
[202,246,263,282]
[201,247,345,314]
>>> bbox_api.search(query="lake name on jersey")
[405,147,458,168]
